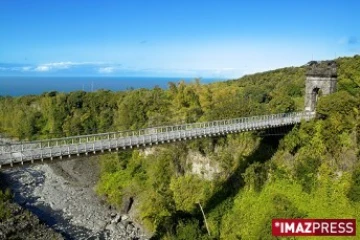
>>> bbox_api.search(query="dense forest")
[1,55,360,239]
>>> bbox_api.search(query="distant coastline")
[0,76,224,96]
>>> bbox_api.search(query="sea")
[0,77,224,96]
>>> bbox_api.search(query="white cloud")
[33,61,109,72]
[43,62,73,69]
[0,62,241,78]
[98,67,115,73]
[21,66,32,71]
[97,64,123,74]
[0,61,123,75]
[34,61,78,72]
[34,65,51,72]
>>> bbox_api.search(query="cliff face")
[187,150,221,180]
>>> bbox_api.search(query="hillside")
[0,55,359,239]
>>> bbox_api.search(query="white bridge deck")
[0,112,315,168]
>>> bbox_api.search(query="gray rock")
[126,222,135,233]
[121,214,129,221]
[115,222,126,232]
[111,214,121,223]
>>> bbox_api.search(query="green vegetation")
[0,56,360,239]
[0,188,12,220]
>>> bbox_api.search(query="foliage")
[170,175,215,212]
[317,91,358,117]
[0,189,12,220]
[347,164,360,202]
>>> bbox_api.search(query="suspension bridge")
[0,60,337,168]
[0,112,315,168]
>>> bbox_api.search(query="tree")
[268,95,296,113]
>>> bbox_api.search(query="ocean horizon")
[0,76,225,96]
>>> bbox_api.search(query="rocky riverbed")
[1,156,149,240]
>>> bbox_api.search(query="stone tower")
[304,61,337,112]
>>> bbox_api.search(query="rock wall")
[187,150,221,180]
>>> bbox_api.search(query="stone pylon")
[304,61,337,112]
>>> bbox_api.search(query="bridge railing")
[0,111,315,155]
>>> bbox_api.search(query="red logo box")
[272,219,356,236]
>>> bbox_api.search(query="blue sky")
[0,0,359,78]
